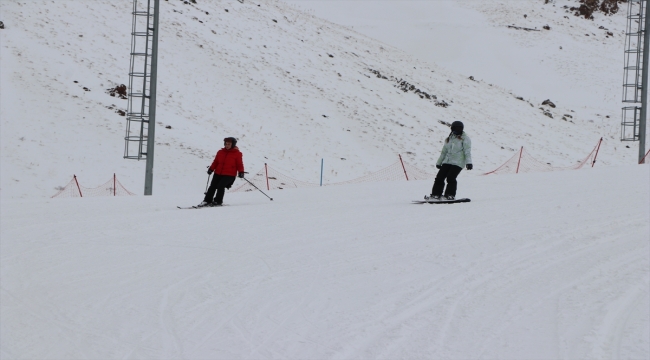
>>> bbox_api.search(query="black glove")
[207,169,213,175]
[238,172,245,178]
[466,164,473,170]
[436,165,442,170]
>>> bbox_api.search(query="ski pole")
[242,177,273,201]
[204,173,212,195]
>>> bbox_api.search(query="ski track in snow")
[1,165,648,359]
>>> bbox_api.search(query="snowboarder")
[427,121,472,201]
[198,137,245,207]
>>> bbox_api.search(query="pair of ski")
[177,204,227,209]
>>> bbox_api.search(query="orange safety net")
[232,165,320,193]
[231,159,435,193]
[51,175,136,198]
[484,138,602,175]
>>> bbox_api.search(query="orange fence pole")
[591,137,603,167]
[398,154,409,180]
[515,147,523,174]
[73,175,83,197]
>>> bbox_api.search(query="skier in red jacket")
[198,137,245,207]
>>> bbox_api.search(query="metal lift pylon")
[123,0,160,194]
[622,0,649,163]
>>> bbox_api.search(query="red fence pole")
[398,154,409,180]
[515,147,523,174]
[73,175,83,197]
[265,163,270,191]
[592,137,603,167]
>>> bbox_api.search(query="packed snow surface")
[1,165,649,359]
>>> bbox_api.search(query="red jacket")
[209,146,244,176]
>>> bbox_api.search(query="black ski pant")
[431,164,463,197]
[203,174,236,204]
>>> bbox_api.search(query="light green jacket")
[436,132,472,168]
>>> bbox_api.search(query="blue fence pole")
[320,158,323,186]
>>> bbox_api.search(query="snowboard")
[412,198,471,204]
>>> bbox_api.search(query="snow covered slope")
[0,0,639,199]
[287,0,627,113]
[1,164,648,358]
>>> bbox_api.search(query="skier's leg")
[431,165,450,196]
[203,175,222,202]
[443,165,463,197]
[214,187,226,205]
[213,176,236,205]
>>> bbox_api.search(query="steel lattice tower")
[622,0,649,163]
[124,0,160,194]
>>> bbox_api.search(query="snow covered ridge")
[0,0,639,199]
[285,0,627,110]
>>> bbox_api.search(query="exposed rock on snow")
[542,99,557,108]
[106,84,127,99]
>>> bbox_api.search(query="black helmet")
[224,137,237,147]
[450,121,464,135]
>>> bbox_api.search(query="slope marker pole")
[592,137,603,167]
[399,154,409,180]
[516,147,523,174]
[74,175,83,197]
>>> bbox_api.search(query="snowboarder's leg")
[443,165,463,197]
[431,165,450,196]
